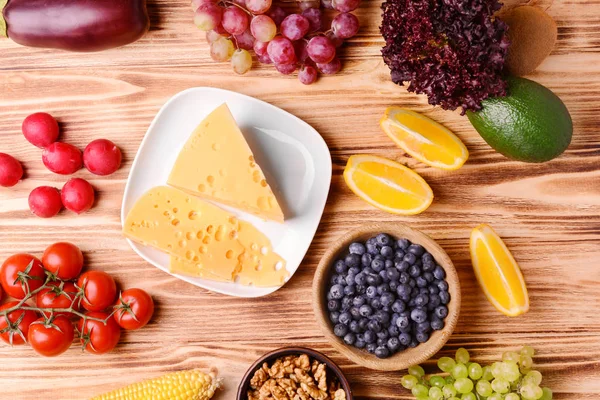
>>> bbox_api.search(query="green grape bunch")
[400,346,553,400]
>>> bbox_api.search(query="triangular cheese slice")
[167,104,284,222]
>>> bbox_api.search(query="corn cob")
[91,368,220,400]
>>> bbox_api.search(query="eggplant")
[0,0,149,52]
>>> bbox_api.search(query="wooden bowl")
[312,223,461,371]
[237,347,353,400]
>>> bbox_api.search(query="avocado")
[467,76,572,163]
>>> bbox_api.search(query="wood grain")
[1,0,599,399]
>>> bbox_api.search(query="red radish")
[22,112,59,148]
[28,186,62,218]
[42,142,82,175]
[0,153,24,187]
[61,178,94,214]
[83,139,122,176]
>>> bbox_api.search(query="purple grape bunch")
[191,0,361,84]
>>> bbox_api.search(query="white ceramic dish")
[121,87,332,298]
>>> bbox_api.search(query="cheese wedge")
[123,186,289,287]
[167,104,285,222]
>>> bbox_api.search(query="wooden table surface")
[1,0,599,399]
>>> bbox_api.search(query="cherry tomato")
[36,282,81,318]
[77,311,121,355]
[28,316,74,357]
[42,242,84,280]
[77,271,117,311]
[0,254,46,299]
[0,301,39,345]
[113,288,154,330]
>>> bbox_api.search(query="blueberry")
[367,320,382,333]
[371,258,385,272]
[435,305,448,319]
[439,291,450,305]
[433,265,446,280]
[361,253,373,267]
[409,265,421,278]
[353,296,366,307]
[394,250,406,260]
[388,325,400,336]
[349,320,360,333]
[366,274,380,286]
[408,279,416,288]
[350,306,361,319]
[370,298,382,310]
[329,311,340,324]
[377,283,390,295]
[437,280,449,292]
[349,242,366,255]
[342,275,353,286]
[395,260,410,272]
[338,311,352,325]
[327,299,340,311]
[414,259,423,267]
[330,284,344,300]
[366,286,377,298]
[416,331,429,343]
[422,272,434,284]
[344,285,356,296]
[355,338,366,349]
[416,276,428,288]
[333,324,348,337]
[386,268,400,281]
[376,330,389,340]
[364,330,376,343]
[366,343,377,354]
[399,272,410,284]
[367,237,377,245]
[375,346,390,359]
[408,244,425,257]
[356,284,367,294]
[379,270,390,283]
[376,233,392,246]
[363,267,375,275]
[341,297,353,310]
[354,273,367,286]
[396,284,410,297]
[382,305,392,313]
[359,304,373,317]
[422,260,435,272]
[416,321,431,332]
[381,292,395,307]
[396,238,410,249]
[330,274,341,285]
[359,318,369,331]
[345,254,361,268]
[415,294,429,307]
[387,337,401,353]
[377,338,386,347]
[399,332,412,346]
[411,308,428,323]
[366,243,378,255]
[422,252,433,263]
[343,332,356,345]
[431,318,445,331]
[381,246,394,259]
[374,310,390,324]
[408,299,416,308]
[392,300,406,313]
[395,314,410,329]
[334,259,348,274]
[408,339,419,348]
[389,281,399,291]
[403,253,417,265]
[384,260,394,270]
[429,294,441,308]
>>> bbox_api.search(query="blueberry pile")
[326,233,451,359]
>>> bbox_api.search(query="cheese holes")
[185,250,195,260]
[260,179,267,187]
[171,219,180,226]
[188,211,199,220]
[215,225,226,241]
[196,231,203,239]
[252,170,261,183]
[198,184,206,192]
[203,236,211,245]
[229,230,238,240]
[275,261,284,271]
[186,232,194,240]
[172,207,179,213]
[261,246,268,255]
[226,250,234,259]
[207,175,214,185]
[199,245,208,254]
[206,225,214,234]
[178,240,187,248]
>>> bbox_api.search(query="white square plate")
[121,87,332,297]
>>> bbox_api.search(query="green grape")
[454,378,474,394]
[446,376,455,384]
[409,365,426,378]
[456,347,470,364]
[503,351,521,363]
[521,345,535,358]
[491,378,510,394]
[539,387,553,400]
[520,354,533,371]
[505,394,521,400]
[491,362,503,378]
[505,362,522,382]
[231,49,253,75]
[429,386,443,400]
[523,370,543,386]
[443,384,457,398]
[488,394,503,400]
[481,365,494,381]
[476,380,493,397]
[438,356,456,372]
[401,374,418,389]
[521,383,544,400]
[452,363,469,379]
[429,376,446,388]
[468,363,483,380]
[461,393,477,400]
[412,384,429,397]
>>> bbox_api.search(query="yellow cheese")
[167,103,285,223]
[123,186,288,287]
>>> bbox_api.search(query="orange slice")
[470,224,530,317]
[380,107,469,170]
[343,154,433,215]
